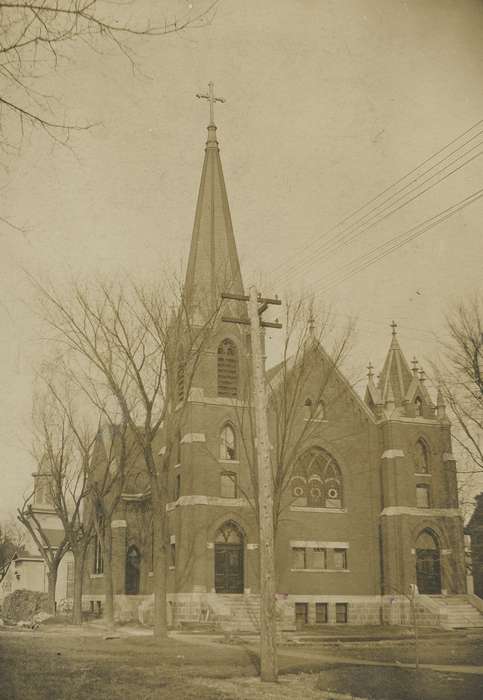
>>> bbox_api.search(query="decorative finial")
[418,368,426,383]
[196,81,226,126]
[390,320,398,337]
[308,313,315,335]
[367,361,374,380]
[411,356,419,376]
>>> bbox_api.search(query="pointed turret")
[377,322,414,409]
[436,386,449,422]
[184,104,244,319]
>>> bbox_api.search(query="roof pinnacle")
[390,320,398,337]
[367,361,374,380]
[411,356,419,376]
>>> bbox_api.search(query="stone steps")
[425,595,483,629]
[211,594,262,632]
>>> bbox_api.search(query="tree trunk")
[46,568,58,616]
[152,501,168,639]
[103,520,115,629]
[71,547,86,625]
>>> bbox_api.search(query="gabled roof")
[184,124,244,318]
[266,337,376,423]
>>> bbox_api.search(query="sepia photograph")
[0,1,482,698]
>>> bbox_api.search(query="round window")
[293,486,304,497]
[327,487,339,499]
[310,486,322,498]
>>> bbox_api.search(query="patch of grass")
[316,665,482,700]
[0,632,255,699]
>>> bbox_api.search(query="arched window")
[93,520,104,574]
[416,483,431,508]
[291,448,343,508]
[217,339,238,398]
[415,529,441,594]
[125,545,141,595]
[176,346,185,403]
[220,423,236,460]
[414,438,430,473]
[415,396,423,417]
[220,471,237,498]
[215,521,243,544]
[324,461,343,508]
[175,430,182,466]
[304,398,325,420]
[291,476,307,504]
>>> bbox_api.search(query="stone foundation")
[82,592,478,630]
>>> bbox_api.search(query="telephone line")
[274,144,482,286]
[307,189,483,299]
[271,118,483,280]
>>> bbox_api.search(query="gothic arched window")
[415,396,423,417]
[220,423,236,461]
[414,438,430,473]
[217,338,238,398]
[93,519,104,574]
[291,448,343,508]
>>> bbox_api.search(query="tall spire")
[184,84,244,318]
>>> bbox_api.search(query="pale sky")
[2,0,483,519]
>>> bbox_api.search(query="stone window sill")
[414,472,431,477]
[219,459,240,465]
[290,506,346,514]
[90,573,104,579]
[290,568,350,573]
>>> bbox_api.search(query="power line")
[274,144,482,286]
[271,118,483,281]
[306,188,483,298]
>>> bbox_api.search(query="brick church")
[83,103,478,630]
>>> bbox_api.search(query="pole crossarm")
[261,320,283,329]
[221,316,251,326]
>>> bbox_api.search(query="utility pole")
[221,285,281,683]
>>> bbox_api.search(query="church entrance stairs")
[419,594,483,629]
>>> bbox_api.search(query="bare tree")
[35,276,218,637]
[0,518,26,582]
[434,294,483,474]
[235,298,355,538]
[17,388,77,614]
[18,377,109,621]
[0,0,220,230]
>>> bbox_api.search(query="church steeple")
[184,84,244,318]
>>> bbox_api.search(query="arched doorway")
[125,545,141,595]
[214,521,244,594]
[415,530,441,594]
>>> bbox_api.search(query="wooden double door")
[214,543,244,594]
[416,547,442,594]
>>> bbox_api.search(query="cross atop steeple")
[390,320,398,337]
[196,82,225,126]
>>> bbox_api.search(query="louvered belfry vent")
[218,338,238,398]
